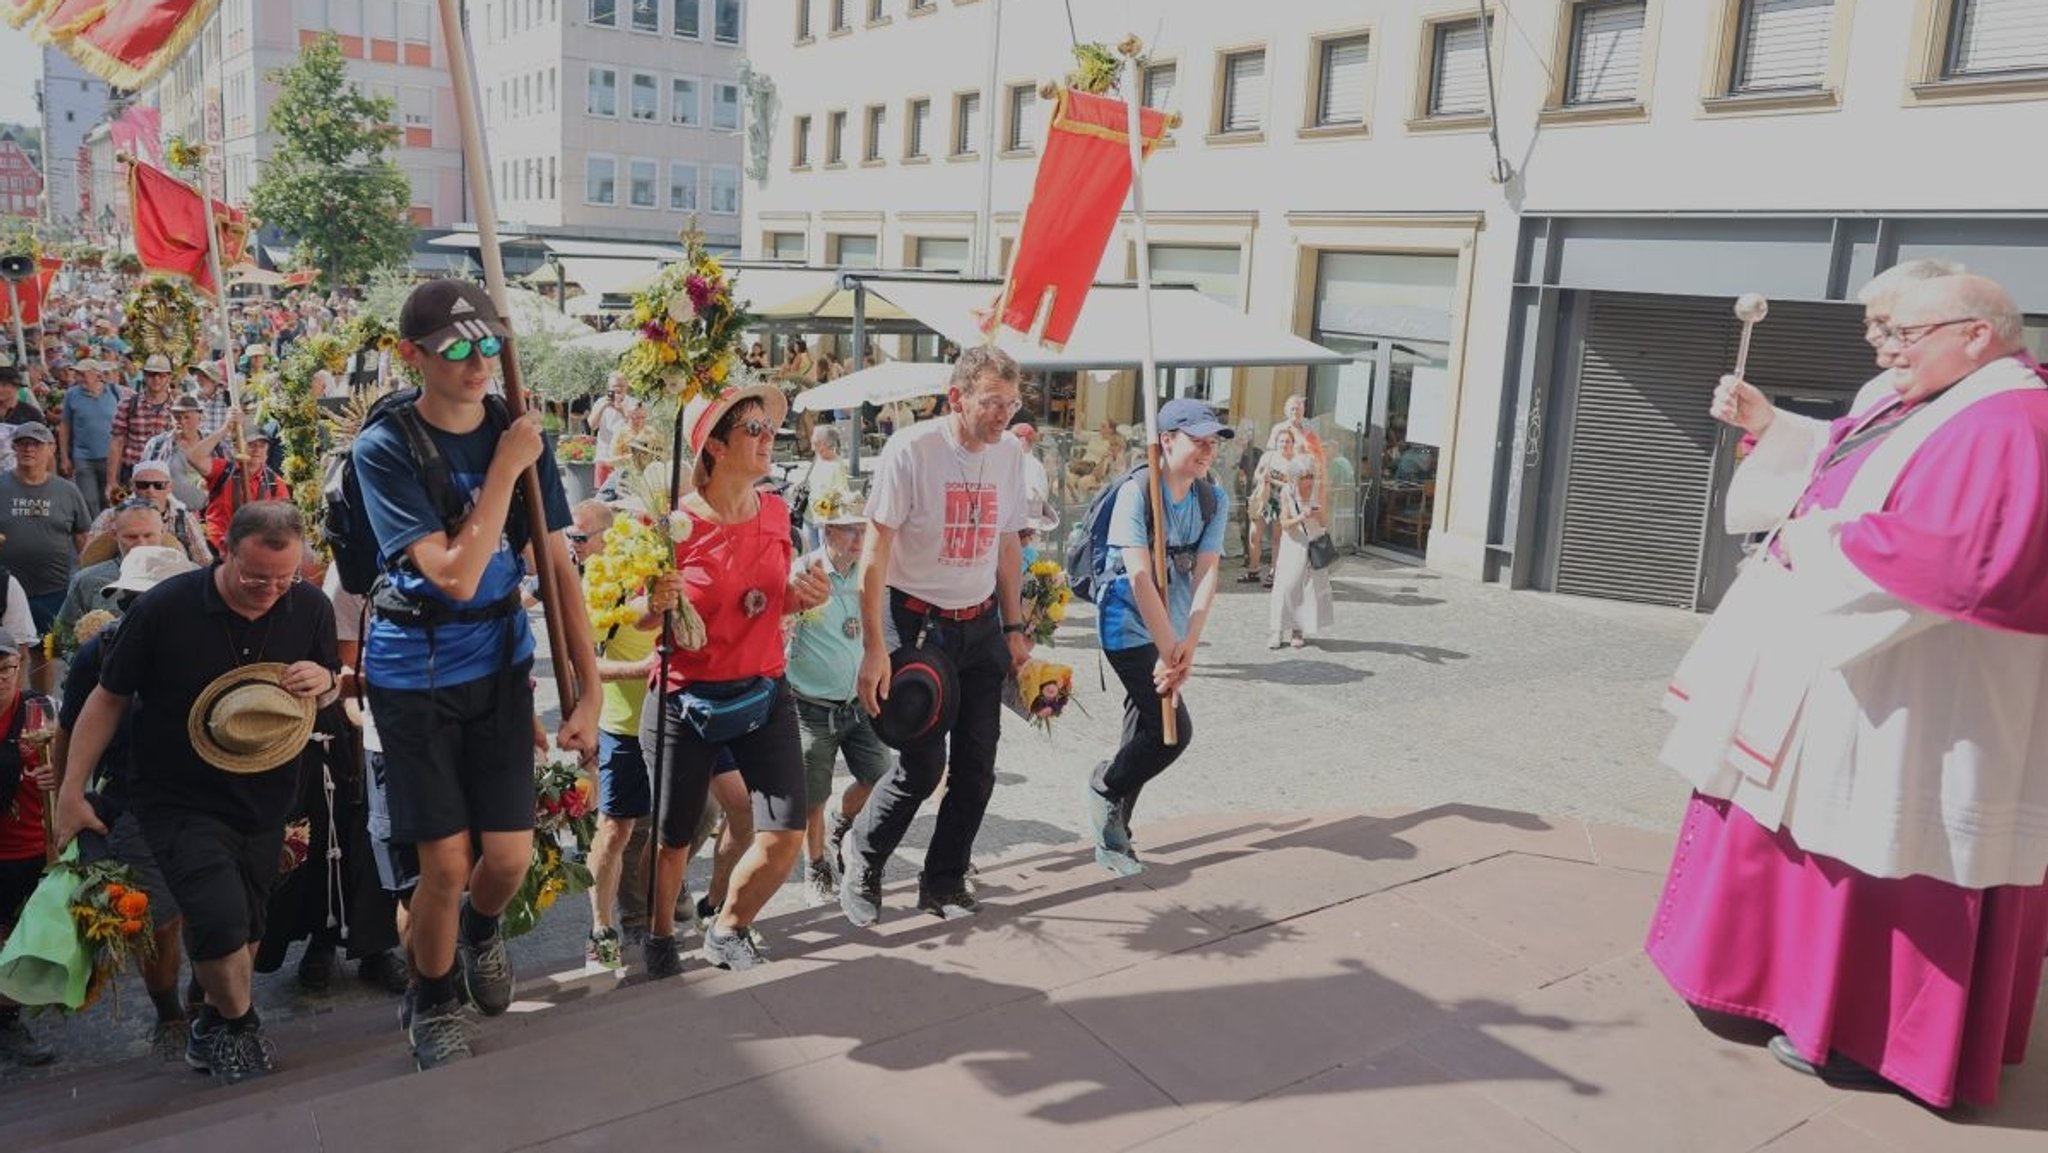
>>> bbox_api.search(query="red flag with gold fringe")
[982,88,1169,350]
[12,0,220,91]
[128,161,248,298]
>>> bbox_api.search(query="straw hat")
[187,663,318,774]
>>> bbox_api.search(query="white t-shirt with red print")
[867,417,1028,611]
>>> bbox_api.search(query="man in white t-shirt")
[586,373,641,487]
[842,347,1033,926]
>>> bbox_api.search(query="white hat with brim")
[187,663,318,775]
[101,545,198,600]
[682,383,788,491]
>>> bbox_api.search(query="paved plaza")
[4,559,2042,1149]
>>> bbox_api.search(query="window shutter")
[1568,3,1646,104]
[1317,37,1370,125]
[1222,51,1265,133]
[1143,64,1176,111]
[1735,0,1834,92]
[1951,0,2048,77]
[1431,20,1489,115]
[910,101,929,155]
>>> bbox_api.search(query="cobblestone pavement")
[2,556,1703,1084]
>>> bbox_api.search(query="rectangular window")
[1945,0,2048,79]
[669,162,699,210]
[589,0,615,25]
[402,85,433,127]
[548,155,557,198]
[835,234,878,267]
[769,231,807,260]
[587,66,617,116]
[586,154,616,203]
[953,91,980,155]
[629,72,658,120]
[709,165,740,213]
[906,97,931,157]
[673,0,699,36]
[1218,49,1266,133]
[1566,2,1646,105]
[796,0,811,39]
[866,0,882,20]
[1141,62,1176,110]
[629,158,657,207]
[826,109,847,164]
[630,0,657,31]
[863,104,886,161]
[548,68,557,110]
[1731,0,1834,94]
[792,113,811,165]
[1314,35,1370,126]
[712,82,740,130]
[1006,83,1038,151]
[367,1,396,39]
[1429,17,1490,115]
[830,0,847,32]
[715,0,739,42]
[913,236,969,272]
[672,77,701,125]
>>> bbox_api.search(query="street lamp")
[546,251,565,312]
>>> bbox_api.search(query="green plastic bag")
[0,845,90,1009]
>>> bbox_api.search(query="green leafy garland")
[273,334,344,553]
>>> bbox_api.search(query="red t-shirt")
[0,694,46,862]
[655,494,795,692]
[202,458,291,549]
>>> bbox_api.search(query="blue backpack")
[1065,465,1220,604]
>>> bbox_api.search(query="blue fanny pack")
[673,676,778,743]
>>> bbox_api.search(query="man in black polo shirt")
[56,502,339,1086]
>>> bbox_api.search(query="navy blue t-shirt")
[353,409,570,689]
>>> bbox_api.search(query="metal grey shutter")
[1569,2,1646,105]
[1223,52,1265,132]
[1554,295,1729,608]
[1731,300,1876,398]
[1143,64,1176,111]
[1318,37,1370,125]
[1735,0,1834,92]
[1951,0,2048,77]
[1432,20,1489,114]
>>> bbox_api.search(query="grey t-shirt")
[0,472,94,596]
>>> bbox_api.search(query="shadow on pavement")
[1192,659,1373,686]
[1304,638,1470,663]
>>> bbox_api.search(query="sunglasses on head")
[439,335,504,362]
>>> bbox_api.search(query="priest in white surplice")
[1647,274,2048,1110]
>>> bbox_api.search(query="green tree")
[251,33,415,288]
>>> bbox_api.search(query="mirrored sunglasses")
[440,335,504,362]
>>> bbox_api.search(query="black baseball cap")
[398,279,512,354]
[1158,398,1233,439]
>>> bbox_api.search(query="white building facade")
[739,0,2048,601]
[38,47,112,228]
[467,0,747,248]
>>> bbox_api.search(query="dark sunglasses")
[439,335,504,362]
[134,480,170,490]
[566,531,591,544]
[725,417,776,439]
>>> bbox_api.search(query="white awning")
[862,279,1349,371]
[728,266,841,317]
[793,361,952,413]
[552,256,664,298]
[544,238,686,261]
[500,286,596,338]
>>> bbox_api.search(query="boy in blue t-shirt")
[1088,399,1231,875]
[355,280,601,1070]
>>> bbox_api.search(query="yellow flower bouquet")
[1021,557,1073,646]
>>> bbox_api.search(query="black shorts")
[0,855,43,928]
[368,660,536,844]
[364,749,420,897]
[138,810,283,963]
[639,678,807,848]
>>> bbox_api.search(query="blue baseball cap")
[1157,398,1233,439]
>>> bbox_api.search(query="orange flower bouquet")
[67,858,158,1009]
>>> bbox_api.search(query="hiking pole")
[1121,38,1176,747]
[434,0,578,717]
[644,413,689,930]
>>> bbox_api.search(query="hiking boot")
[186,1015,272,1085]
[408,998,473,1071]
[803,856,837,907]
[700,925,767,971]
[587,927,624,971]
[0,1015,55,1067]
[916,884,981,920]
[296,942,336,993]
[457,912,515,1017]
[693,896,719,932]
[357,949,411,995]
[643,934,683,979]
[149,1017,189,1064]
[1084,782,1133,855]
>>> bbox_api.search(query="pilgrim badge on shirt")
[1173,552,1195,576]
[741,588,769,618]
[842,617,862,640]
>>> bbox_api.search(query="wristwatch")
[1001,622,1027,635]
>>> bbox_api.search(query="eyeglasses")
[134,480,169,491]
[233,568,305,591]
[1878,318,1977,348]
[967,394,1023,418]
[566,531,591,544]
[439,335,504,362]
[726,417,776,439]
[0,663,20,678]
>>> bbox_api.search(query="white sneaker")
[1267,633,1284,650]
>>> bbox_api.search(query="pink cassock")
[1650,360,2048,1109]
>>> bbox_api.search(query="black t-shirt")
[0,400,44,426]
[59,629,133,806]
[99,566,338,832]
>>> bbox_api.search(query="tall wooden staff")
[432,0,580,714]
[1119,39,1176,746]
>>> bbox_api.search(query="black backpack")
[1065,465,1220,604]
[324,388,526,595]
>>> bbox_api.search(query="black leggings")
[640,678,807,848]
[1093,642,1193,812]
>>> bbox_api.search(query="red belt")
[895,593,995,621]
